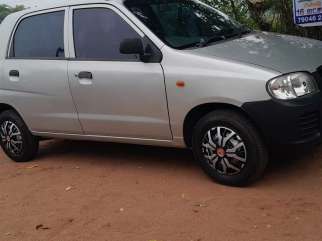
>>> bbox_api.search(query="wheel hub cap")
[201,126,247,176]
[216,147,226,158]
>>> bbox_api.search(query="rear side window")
[73,8,141,60]
[10,11,65,58]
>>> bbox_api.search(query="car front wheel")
[192,110,268,186]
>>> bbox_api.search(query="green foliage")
[204,0,255,26]
[203,0,322,40]
[0,4,25,23]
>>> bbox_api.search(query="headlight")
[267,72,318,100]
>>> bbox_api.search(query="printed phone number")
[296,13,322,24]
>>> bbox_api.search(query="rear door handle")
[9,70,19,77]
[75,71,93,85]
[76,71,93,79]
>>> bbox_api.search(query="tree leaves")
[203,0,322,40]
[0,4,25,23]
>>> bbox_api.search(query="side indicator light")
[176,80,185,88]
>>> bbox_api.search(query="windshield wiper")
[175,36,224,49]
[176,29,250,50]
[176,41,206,49]
[225,28,252,39]
[198,35,226,47]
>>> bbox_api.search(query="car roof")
[14,0,124,16]
[3,0,126,23]
[31,0,123,9]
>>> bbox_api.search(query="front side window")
[10,11,65,58]
[125,0,249,49]
[73,8,141,60]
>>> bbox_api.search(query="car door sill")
[32,131,185,148]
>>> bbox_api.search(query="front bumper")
[242,92,322,146]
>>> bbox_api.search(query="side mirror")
[120,38,144,55]
[120,38,162,63]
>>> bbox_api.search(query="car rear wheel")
[0,110,39,162]
[192,110,268,186]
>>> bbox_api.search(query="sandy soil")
[0,140,322,241]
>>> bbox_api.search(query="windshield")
[124,0,249,49]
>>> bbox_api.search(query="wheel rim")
[0,121,23,156]
[201,126,247,176]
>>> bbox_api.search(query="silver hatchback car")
[0,0,322,186]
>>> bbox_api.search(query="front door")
[68,5,172,140]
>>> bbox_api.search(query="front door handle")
[9,70,19,77]
[76,71,93,79]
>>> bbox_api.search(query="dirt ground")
[0,140,322,241]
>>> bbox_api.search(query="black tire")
[0,110,39,162]
[192,110,268,187]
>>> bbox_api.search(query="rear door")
[2,9,82,134]
[67,5,172,140]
